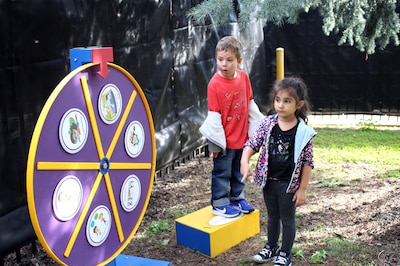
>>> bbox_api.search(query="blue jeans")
[211,149,245,207]
[263,180,296,255]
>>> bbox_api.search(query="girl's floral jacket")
[244,114,317,193]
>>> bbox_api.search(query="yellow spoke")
[37,162,151,171]
[109,162,151,170]
[106,90,137,159]
[64,172,104,257]
[104,173,124,242]
[81,75,104,159]
[37,162,98,170]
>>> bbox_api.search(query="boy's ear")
[238,57,243,65]
[297,100,305,109]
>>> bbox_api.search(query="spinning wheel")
[26,59,156,265]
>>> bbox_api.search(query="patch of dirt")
[4,154,400,265]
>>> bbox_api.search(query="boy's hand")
[210,151,219,158]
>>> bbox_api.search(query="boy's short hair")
[215,36,243,60]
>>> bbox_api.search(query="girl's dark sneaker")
[252,244,278,263]
[273,251,292,266]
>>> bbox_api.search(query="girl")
[240,77,316,266]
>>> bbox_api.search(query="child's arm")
[208,141,223,158]
[240,146,255,183]
[293,164,312,206]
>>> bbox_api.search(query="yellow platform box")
[175,206,260,258]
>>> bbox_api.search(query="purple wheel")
[26,63,156,265]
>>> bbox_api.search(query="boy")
[200,36,264,217]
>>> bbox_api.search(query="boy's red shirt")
[207,69,253,149]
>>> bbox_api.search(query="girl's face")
[216,49,242,79]
[274,89,304,119]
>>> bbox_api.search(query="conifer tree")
[187,0,400,56]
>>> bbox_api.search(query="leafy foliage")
[309,249,327,264]
[319,0,400,56]
[144,219,173,238]
[187,0,400,55]
[186,0,235,26]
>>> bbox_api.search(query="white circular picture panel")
[120,175,141,212]
[86,205,112,247]
[98,84,122,124]
[59,108,88,154]
[124,121,145,158]
[52,175,83,221]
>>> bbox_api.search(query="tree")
[187,0,400,56]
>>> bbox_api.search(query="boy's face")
[216,49,242,79]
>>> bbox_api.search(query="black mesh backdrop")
[1,1,400,216]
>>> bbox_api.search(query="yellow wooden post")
[276,47,284,81]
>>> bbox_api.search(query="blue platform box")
[175,206,260,257]
[106,255,171,266]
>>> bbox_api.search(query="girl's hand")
[240,162,254,183]
[293,189,307,207]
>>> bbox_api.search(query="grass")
[303,126,400,265]
[144,205,188,239]
[313,127,400,164]
[144,219,173,239]
[313,127,400,180]
[322,237,380,265]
